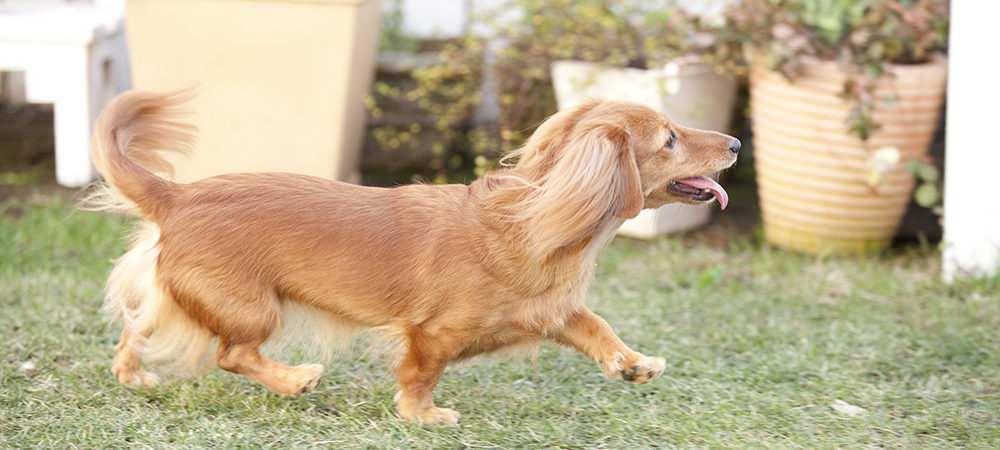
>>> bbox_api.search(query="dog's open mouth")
[667,177,729,210]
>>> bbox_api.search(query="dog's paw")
[400,406,462,426]
[289,363,324,395]
[620,355,665,384]
[111,357,160,386]
[600,352,665,384]
[393,391,461,425]
[113,367,161,386]
[111,349,159,386]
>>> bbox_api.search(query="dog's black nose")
[728,139,741,156]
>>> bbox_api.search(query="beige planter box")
[551,60,738,238]
[750,56,948,254]
[124,0,382,183]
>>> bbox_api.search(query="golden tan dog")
[88,91,739,425]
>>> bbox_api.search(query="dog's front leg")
[393,328,462,425]
[554,308,665,384]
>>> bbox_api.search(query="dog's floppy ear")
[602,125,643,220]
[504,120,644,255]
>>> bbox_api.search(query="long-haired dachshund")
[88,91,739,424]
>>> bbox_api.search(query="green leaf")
[914,182,939,208]
[918,164,940,184]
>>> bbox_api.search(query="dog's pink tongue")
[677,177,729,210]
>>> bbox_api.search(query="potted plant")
[729,0,949,254]
[501,0,746,237]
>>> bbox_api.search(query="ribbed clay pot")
[749,56,947,254]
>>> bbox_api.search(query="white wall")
[942,0,1000,281]
[387,0,469,39]
[388,0,735,39]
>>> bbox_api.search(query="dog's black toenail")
[631,365,640,372]
[646,371,654,379]
[621,369,635,381]
[301,386,308,393]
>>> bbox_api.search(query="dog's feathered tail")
[85,90,196,221]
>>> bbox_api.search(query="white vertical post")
[52,45,98,188]
[942,0,1000,281]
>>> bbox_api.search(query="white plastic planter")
[551,59,737,238]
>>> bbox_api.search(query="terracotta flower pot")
[749,56,947,254]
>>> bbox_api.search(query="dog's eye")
[664,132,676,149]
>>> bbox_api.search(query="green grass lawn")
[1,194,998,449]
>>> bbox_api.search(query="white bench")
[0,0,130,187]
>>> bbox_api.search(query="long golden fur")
[87,91,739,425]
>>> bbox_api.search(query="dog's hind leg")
[105,223,164,386]
[111,327,159,386]
[216,339,324,396]
[203,293,324,396]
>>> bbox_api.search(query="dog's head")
[514,98,739,212]
[609,100,741,211]
[489,98,739,254]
